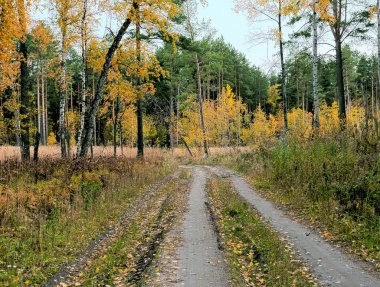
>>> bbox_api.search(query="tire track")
[44,172,179,287]
[210,166,380,287]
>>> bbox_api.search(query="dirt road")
[45,165,380,286]
[177,167,229,286]
[152,167,230,286]
[210,166,380,287]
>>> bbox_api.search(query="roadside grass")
[201,140,380,270]
[206,177,318,287]
[0,158,175,286]
[71,175,190,286]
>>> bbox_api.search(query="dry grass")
[0,145,250,161]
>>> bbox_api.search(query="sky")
[198,0,278,71]
[197,0,377,73]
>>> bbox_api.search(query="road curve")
[210,166,379,287]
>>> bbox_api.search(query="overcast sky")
[197,0,377,73]
[198,0,278,71]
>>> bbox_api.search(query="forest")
[0,0,380,286]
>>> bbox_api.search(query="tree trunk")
[278,0,288,130]
[335,37,346,123]
[363,82,369,130]
[77,0,88,156]
[18,0,30,160]
[136,2,144,158]
[312,0,319,129]
[92,76,96,146]
[136,99,144,157]
[79,2,137,158]
[15,109,21,147]
[33,131,40,162]
[37,70,41,137]
[113,98,120,157]
[176,85,180,147]
[119,120,124,156]
[195,52,209,157]
[345,71,351,115]
[59,34,67,158]
[169,90,174,149]
[19,39,30,160]
[372,73,375,124]
[41,68,46,144]
[44,74,48,145]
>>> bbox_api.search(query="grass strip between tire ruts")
[206,177,319,287]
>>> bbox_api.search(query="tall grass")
[0,145,250,162]
[209,131,380,268]
[0,156,174,285]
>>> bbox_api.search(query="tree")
[79,0,179,158]
[18,0,30,161]
[76,0,90,155]
[318,0,373,124]
[31,22,53,145]
[51,0,80,157]
[184,0,209,156]
[312,0,319,129]
[79,2,137,158]
[135,1,144,157]
[235,0,289,130]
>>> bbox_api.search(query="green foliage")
[79,172,102,208]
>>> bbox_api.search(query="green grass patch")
[207,178,318,287]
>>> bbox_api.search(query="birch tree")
[312,0,319,129]
[76,0,89,155]
[51,0,79,157]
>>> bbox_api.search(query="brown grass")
[0,145,250,161]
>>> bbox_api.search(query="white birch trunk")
[37,71,41,136]
[313,0,319,129]
[77,0,88,156]
[41,68,46,144]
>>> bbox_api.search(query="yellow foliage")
[287,108,313,143]
[180,85,247,147]
[66,111,80,146]
[241,105,277,147]
[267,84,281,110]
[242,100,368,148]
[47,132,57,145]
[318,101,340,136]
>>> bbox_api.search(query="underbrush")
[73,175,189,286]
[206,178,318,286]
[205,132,380,269]
[0,156,175,286]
